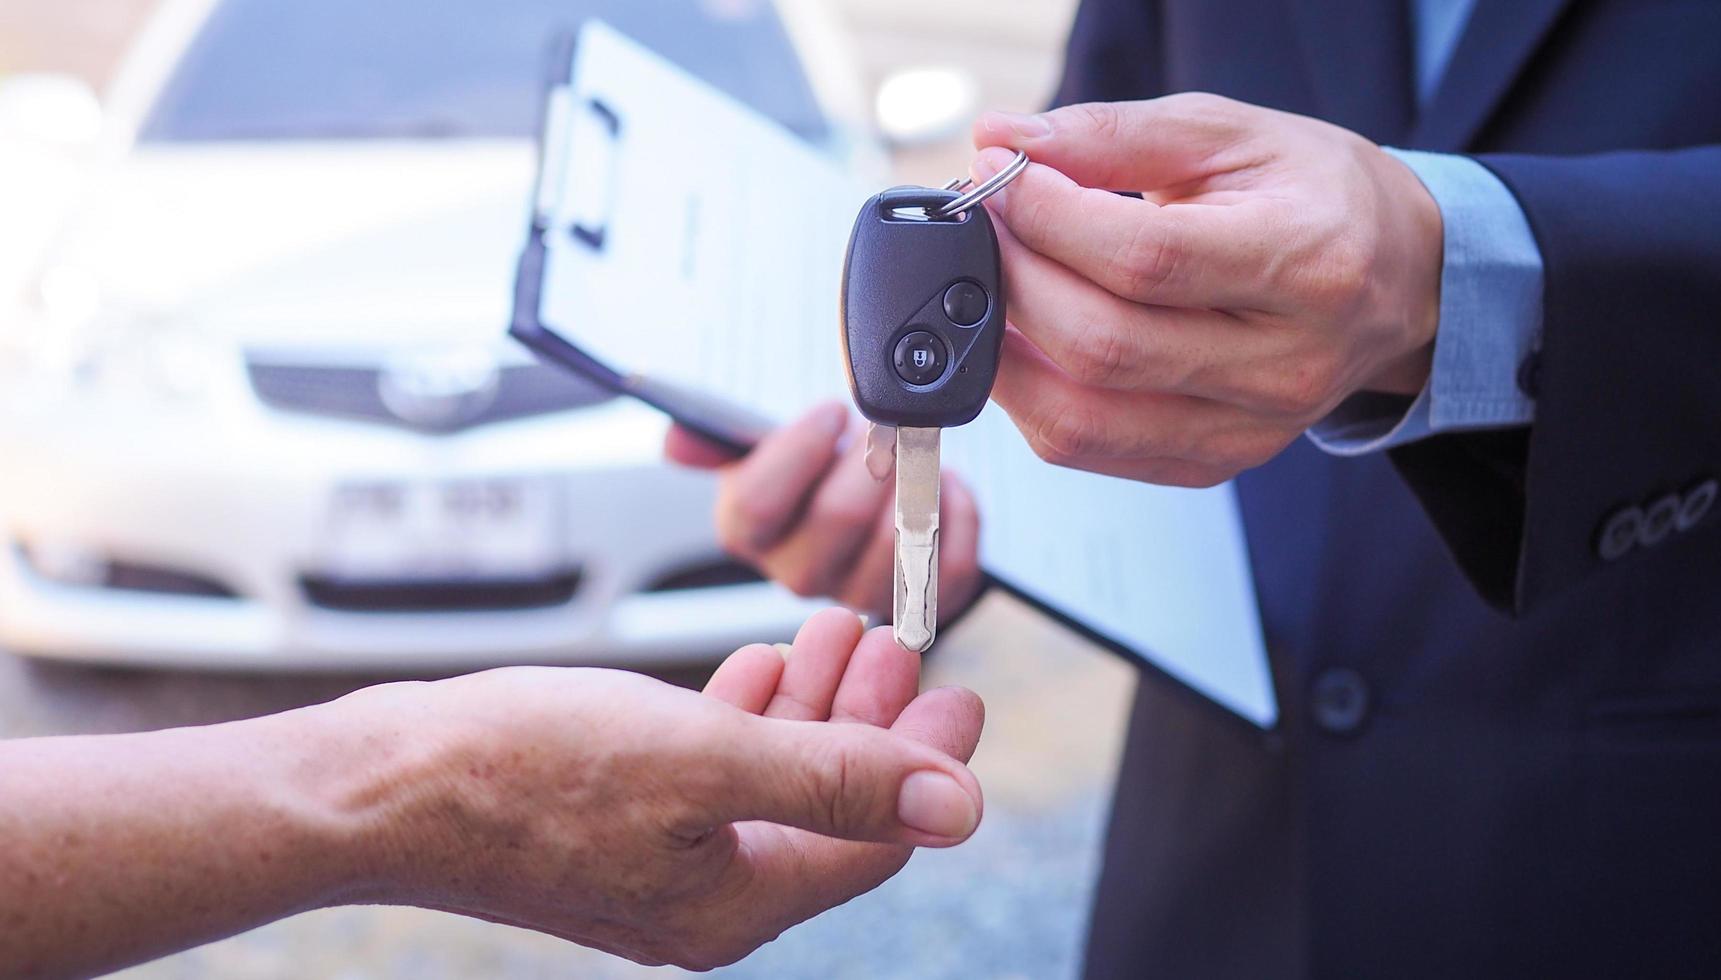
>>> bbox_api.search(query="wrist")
[1367,147,1444,395]
[261,683,480,909]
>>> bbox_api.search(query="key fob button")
[894,331,948,386]
[942,281,989,327]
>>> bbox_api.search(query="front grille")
[247,359,614,433]
[300,570,583,613]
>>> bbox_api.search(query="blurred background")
[0,2,1153,977]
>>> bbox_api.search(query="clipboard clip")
[533,85,623,252]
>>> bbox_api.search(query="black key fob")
[840,187,1005,429]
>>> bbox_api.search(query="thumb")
[705,714,983,847]
[972,93,1253,192]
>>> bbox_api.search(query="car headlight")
[8,268,231,406]
[64,318,231,405]
[0,264,101,388]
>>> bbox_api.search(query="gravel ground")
[0,592,1138,979]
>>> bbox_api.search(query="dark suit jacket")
[1058,2,1721,977]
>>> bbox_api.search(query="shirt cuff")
[1308,149,1544,458]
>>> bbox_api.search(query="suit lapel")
[1407,0,1575,150]
[1288,0,1416,144]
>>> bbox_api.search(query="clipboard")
[511,38,774,455]
[511,20,1280,730]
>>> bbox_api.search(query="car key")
[840,152,1028,651]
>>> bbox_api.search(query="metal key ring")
[932,150,1029,218]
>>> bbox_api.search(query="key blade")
[893,426,940,652]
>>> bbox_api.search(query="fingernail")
[981,110,1052,141]
[897,771,979,839]
[818,402,849,436]
[968,148,1018,208]
[773,642,793,661]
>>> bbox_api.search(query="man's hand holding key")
[968,95,1445,487]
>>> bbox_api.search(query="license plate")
[318,477,565,581]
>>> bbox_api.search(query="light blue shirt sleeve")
[1306,149,1544,456]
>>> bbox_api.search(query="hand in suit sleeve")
[970,80,1720,613]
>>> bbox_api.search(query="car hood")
[55,140,537,353]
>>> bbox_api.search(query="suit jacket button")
[1679,478,1718,532]
[1515,351,1542,400]
[1312,668,1370,736]
[1596,506,1643,561]
[1640,494,1681,547]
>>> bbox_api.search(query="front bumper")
[0,394,819,670]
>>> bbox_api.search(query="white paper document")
[527,20,1278,727]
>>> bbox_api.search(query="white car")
[0,0,867,670]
